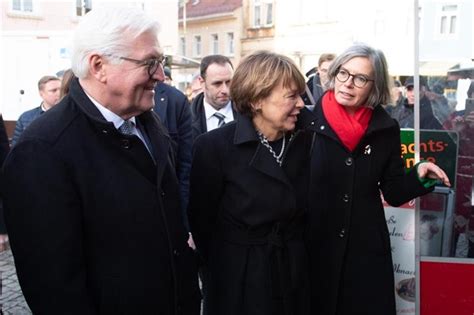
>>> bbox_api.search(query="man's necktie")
[213,112,226,128]
[118,120,135,135]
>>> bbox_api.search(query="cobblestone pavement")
[0,248,31,315]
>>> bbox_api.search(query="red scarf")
[322,90,373,152]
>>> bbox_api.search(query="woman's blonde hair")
[230,51,306,117]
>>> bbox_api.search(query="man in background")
[391,76,443,130]
[163,66,173,85]
[190,54,235,140]
[302,53,336,106]
[11,75,61,145]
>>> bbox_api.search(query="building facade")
[177,0,243,91]
[1,0,178,123]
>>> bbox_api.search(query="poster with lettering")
[385,203,416,314]
[384,129,458,315]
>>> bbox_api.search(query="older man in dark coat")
[1,7,199,315]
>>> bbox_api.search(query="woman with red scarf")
[306,44,450,315]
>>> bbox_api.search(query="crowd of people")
[0,5,466,315]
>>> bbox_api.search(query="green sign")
[400,129,458,188]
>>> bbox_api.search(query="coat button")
[102,129,108,134]
[121,139,130,149]
[342,194,350,202]
[173,249,180,256]
[320,125,325,130]
[311,121,315,126]
[339,228,346,238]
[345,157,353,166]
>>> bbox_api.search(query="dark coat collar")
[68,78,170,181]
[69,78,167,133]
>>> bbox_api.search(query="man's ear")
[89,54,107,83]
[198,75,205,88]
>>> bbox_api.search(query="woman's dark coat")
[307,99,433,315]
[188,109,316,315]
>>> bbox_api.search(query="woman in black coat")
[188,51,315,315]
[307,43,451,315]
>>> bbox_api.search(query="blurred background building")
[1,0,473,125]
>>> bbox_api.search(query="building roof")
[179,0,242,19]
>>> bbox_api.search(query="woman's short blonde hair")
[230,51,306,118]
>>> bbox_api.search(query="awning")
[419,61,459,76]
[167,55,200,69]
[447,61,474,79]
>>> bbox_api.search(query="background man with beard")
[191,55,236,140]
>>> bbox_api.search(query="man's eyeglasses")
[336,68,374,88]
[110,55,167,78]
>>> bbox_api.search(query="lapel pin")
[364,144,371,155]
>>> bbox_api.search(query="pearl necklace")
[256,130,294,166]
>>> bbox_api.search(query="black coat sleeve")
[1,140,96,314]
[379,123,434,206]
[175,93,193,230]
[188,133,225,261]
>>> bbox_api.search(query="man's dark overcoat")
[154,82,193,229]
[1,79,200,315]
[307,100,433,315]
[189,109,316,315]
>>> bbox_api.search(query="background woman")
[188,51,315,315]
[307,43,450,315]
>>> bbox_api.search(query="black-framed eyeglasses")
[336,68,374,88]
[110,55,167,78]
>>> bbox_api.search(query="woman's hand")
[417,162,451,187]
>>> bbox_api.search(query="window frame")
[76,0,92,17]
[210,33,219,54]
[193,35,202,57]
[435,3,459,38]
[8,0,40,17]
[226,32,234,56]
[252,0,274,28]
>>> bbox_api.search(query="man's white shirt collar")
[203,100,233,120]
[84,91,137,128]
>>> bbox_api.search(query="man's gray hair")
[327,43,391,108]
[71,6,161,79]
